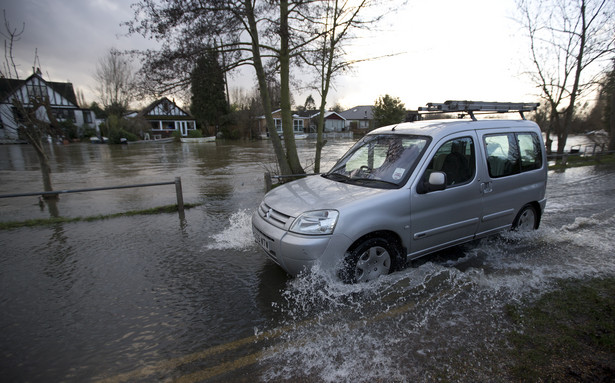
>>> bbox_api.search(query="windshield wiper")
[348,178,399,188]
[322,173,350,182]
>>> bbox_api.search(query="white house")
[309,111,346,133]
[0,72,97,142]
[257,109,310,138]
[137,97,197,138]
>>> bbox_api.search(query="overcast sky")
[1,0,538,110]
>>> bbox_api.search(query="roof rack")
[418,100,539,121]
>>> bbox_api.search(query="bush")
[108,128,138,144]
[59,120,79,139]
[171,130,182,142]
[187,129,203,138]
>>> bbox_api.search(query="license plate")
[253,229,271,251]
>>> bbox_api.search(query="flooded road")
[1,140,614,382]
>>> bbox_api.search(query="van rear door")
[476,128,547,237]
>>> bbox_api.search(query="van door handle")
[481,181,493,194]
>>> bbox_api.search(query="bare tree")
[303,0,389,173]
[126,0,340,176]
[604,61,615,151]
[0,12,61,199]
[518,0,615,156]
[93,48,135,116]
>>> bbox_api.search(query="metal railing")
[0,177,185,218]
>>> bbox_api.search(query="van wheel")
[512,204,538,231]
[340,237,398,283]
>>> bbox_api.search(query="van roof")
[370,118,539,141]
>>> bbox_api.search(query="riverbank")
[0,203,200,230]
[549,153,615,171]
[506,277,615,381]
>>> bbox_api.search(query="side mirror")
[417,171,447,194]
[428,172,446,190]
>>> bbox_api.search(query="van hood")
[263,175,386,217]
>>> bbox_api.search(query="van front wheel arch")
[339,236,402,283]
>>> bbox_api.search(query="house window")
[27,83,47,99]
[12,107,25,123]
[293,119,304,133]
[53,108,75,122]
[83,111,92,123]
[274,118,282,133]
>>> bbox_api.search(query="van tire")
[340,237,399,283]
[512,204,538,231]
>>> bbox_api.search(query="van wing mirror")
[428,172,446,190]
[417,171,446,194]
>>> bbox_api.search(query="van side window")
[518,133,542,171]
[485,132,541,178]
[423,137,475,186]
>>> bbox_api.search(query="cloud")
[2,0,539,110]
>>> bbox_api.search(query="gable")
[0,74,79,108]
[141,97,191,118]
[324,111,345,120]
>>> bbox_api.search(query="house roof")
[282,110,346,120]
[321,111,345,120]
[257,109,311,119]
[137,97,193,119]
[0,73,79,106]
[340,105,374,120]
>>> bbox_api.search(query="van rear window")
[484,132,542,178]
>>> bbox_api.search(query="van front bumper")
[251,211,351,277]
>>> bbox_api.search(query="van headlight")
[290,210,339,235]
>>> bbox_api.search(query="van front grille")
[258,202,291,229]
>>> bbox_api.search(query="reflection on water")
[1,140,615,382]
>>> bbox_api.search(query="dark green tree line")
[373,94,406,128]
[190,49,230,136]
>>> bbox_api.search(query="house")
[256,109,310,138]
[340,105,374,131]
[298,110,347,133]
[0,72,97,142]
[137,97,197,138]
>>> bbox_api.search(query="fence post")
[264,172,272,192]
[175,177,185,218]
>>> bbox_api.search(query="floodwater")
[1,139,614,382]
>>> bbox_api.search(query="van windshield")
[324,134,430,188]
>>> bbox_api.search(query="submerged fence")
[0,177,185,218]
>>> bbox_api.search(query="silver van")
[252,102,547,282]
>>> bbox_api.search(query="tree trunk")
[314,1,337,174]
[609,85,615,151]
[279,0,304,176]
[31,138,57,199]
[559,0,587,155]
[244,0,291,176]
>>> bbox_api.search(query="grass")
[506,277,615,381]
[548,153,615,170]
[0,203,201,230]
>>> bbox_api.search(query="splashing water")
[256,209,615,382]
[203,181,615,382]
[205,209,255,251]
